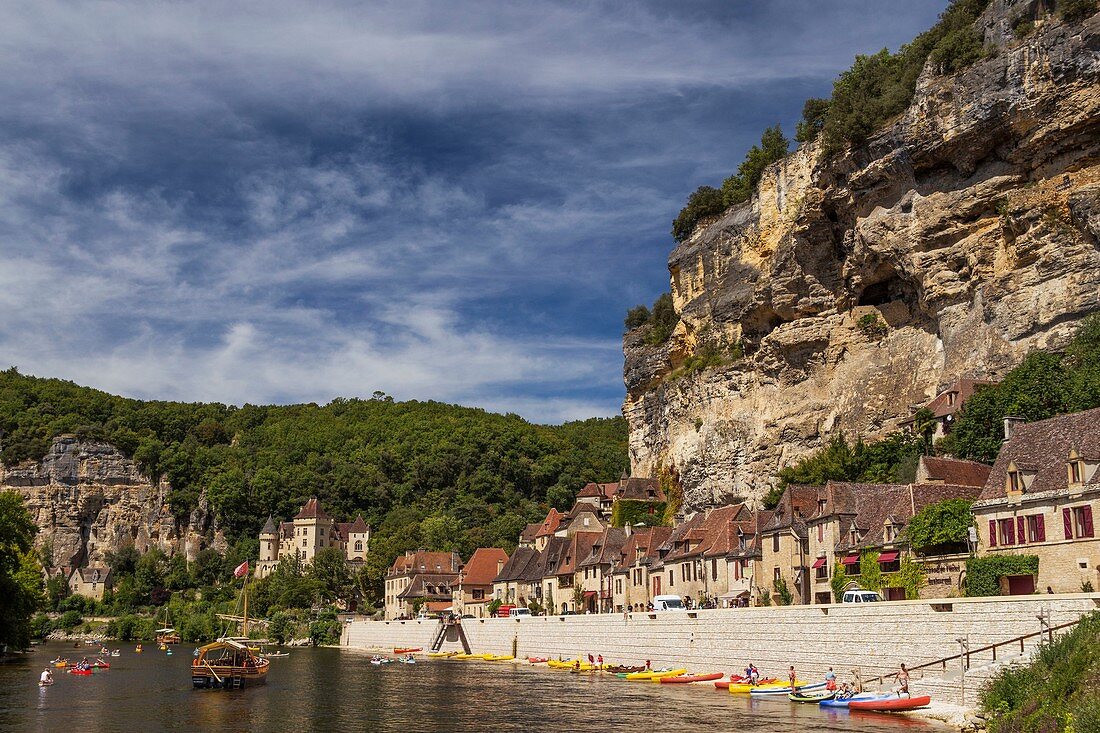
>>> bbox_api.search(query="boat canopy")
[197,638,252,653]
[154,628,176,633]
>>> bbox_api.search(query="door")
[1007,574,1036,595]
[885,587,906,601]
[653,575,661,596]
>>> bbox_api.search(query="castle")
[255,497,371,578]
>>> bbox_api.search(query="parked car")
[652,594,686,611]
[508,607,531,618]
[842,589,883,603]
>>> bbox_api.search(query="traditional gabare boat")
[192,638,270,689]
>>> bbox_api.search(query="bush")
[965,555,1039,597]
[609,499,668,528]
[1061,0,1098,23]
[719,125,789,207]
[857,313,889,338]
[57,610,83,630]
[624,305,650,331]
[644,293,679,346]
[774,576,793,606]
[30,613,53,639]
[796,98,830,143]
[671,186,725,243]
[906,499,974,555]
[309,609,342,646]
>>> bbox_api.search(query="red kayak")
[92,663,110,669]
[67,669,93,676]
[849,695,931,711]
[393,647,422,654]
[527,657,549,664]
[661,672,724,684]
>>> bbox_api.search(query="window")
[733,561,741,581]
[1070,461,1083,485]
[354,540,363,552]
[712,559,718,582]
[1008,471,1022,492]
[1069,506,1095,539]
[817,524,824,542]
[815,563,828,580]
[998,518,1016,545]
[473,589,484,600]
[616,579,622,593]
[681,565,687,582]
[772,535,779,553]
[669,570,674,587]
[773,567,781,582]
[583,517,590,527]
[302,538,307,548]
[947,391,957,406]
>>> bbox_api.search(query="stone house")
[653,505,751,607]
[723,510,772,607]
[576,527,627,613]
[612,526,672,612]
[559,503,605,536]
[973,410,1100,593]
[531,508,565,551]
[575,476,666,520]
[69,566,112,601]
[453,547,508,617]
[759,485,822,605]
[383,550,462,620]
[916,455,992,486]
[255,497,370,579]
[901,377,998,440]
[491,546,539,607]
[546,531,601,614]
[535,535,569,613]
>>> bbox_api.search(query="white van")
[842,589,883,603]
[652,595,686,611]
[508,607,532,618]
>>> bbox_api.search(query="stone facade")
[254,497,370,579]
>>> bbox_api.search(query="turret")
[259,516,278,562]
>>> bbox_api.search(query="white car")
[652,594,686,611]
[842,589,883,603]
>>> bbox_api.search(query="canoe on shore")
[749,682,823,696]
[626,668,687,681]
[819,693,896,708]
[726,679,780,693]
[789,690,835,703]
[394,647,422,654]
[849,695,931,712]
[659,672,724,684]
[605,665,646,674]
[526,657,549,664]
[482,654,515,662]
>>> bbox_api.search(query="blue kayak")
[820,693,896,708]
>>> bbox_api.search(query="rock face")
[2,436,214,566]
[624,5,1100,511]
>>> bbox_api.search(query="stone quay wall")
[344,594,1100,705]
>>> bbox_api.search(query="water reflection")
[0,644,943,732]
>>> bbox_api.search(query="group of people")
[738,662,910,698]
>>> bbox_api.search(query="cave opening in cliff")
[856,270,916,308]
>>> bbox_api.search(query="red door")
[1007,575,1036,595]
[653,576,661,596]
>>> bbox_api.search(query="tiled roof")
[924,378,998,419]
[294,497,331,521]
[346,515,369,533]
[73,566,111,583]
[460,548,509,586]
[389,550,462,576]
[617,526,673,570]
[616,477,665,502]
[535,509,564,538]
[978,407,1100,501]
[566,502,602,520]
[492,547,539,583]
[554,532,602,575]
[531,536,569,581]
[578,527,627,568]
[280,521,294,540]
[919,456,991,487]
[520,523,541,542]
[761,485,824,536]
[260,516,277,535]
[397,573,455,600]
[577,482,619,500]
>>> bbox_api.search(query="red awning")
[878,551,900,563]
[811,557,826,569]
[841,555,859,565]
[583,591,597,598]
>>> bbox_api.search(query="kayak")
[569,664,599,672]
[427,651,455,658]
[482,654,514,662]
[526,657,549,664]
[820,693,896,708]
[39,680,54,687]
[394,647,422,654]
[547,659,583,669]
[627,668,687,681]
[749,682,824,696]
[789,690,835,703]
[849,695,931,711]
[67,669,93,676]
[605,664,646,674]
[727,679,781,694]
[659,672,724,684]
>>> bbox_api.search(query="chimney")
[1003,416,1025,441]
[497,558,504,574]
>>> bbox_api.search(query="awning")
[583,591,597,598]
[841,555,859,565]
[811,557,826,569]
[878,551,900,563]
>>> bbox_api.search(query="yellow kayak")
[547,659,582,669]
[450,653,478,660]
[627,668,687,681]
[426,652,455,658]
[728,681,804,694]
[482,654,515,662]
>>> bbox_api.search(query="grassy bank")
[979,611,1100,732]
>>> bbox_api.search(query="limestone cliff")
[2,436,215,567]
[624,4,1100,510]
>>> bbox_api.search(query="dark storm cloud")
[0,0,947,421]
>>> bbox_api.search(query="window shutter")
[1016,516,1026,544]
[1036,515,1046,543]
[1063,508,1074,540]
[1004,519,1015,545]
[988,520,997,547]
[1083,506,1095,538]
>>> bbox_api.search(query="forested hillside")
[0,369,627,572]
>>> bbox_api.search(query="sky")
[0,0,949,423]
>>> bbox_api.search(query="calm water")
[1,643,943,732]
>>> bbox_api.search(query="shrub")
[30,613,52,639]
[1061,0,1098,23]
[720,125,789,207]
[644,293,679,346]
[965,555,1039,597]
[831,562,849,602]
[796,98,830,143]
[624,305,650,331]
[774,576,793,606]
[857,313,889,338]
[309,609,342,646]
[671,186,725,243]
[57,610,83,630]
[905,499,974,555]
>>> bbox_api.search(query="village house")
[723,509,771,607]
[535,535,569,614]
[383,549,463,620]
[547,531,601,614]
[452,547,508,618]
[574,476,666,520]
[577,527,627,613]
[901,377,998,440]
[758,485,822,605]
[531,509,564,550]
[68,566,113,601]
[491,546,540,608]
[559,502,606,536]
[255,497,370,579]
[611,526,671,611]
[973,410,1100,594]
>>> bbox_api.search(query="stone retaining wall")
[343,594,1100,705]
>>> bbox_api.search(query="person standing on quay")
[893,663,910,697]
[788,665,798,691]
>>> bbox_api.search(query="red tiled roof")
[294,497,331,521]
[346,515,370,533]
[924,378,998,419]
[577,482,619,500]
[978,407,1100,501]
[616,477,665,502]
[389,550,462,576]
[460,548,509,586]
[520,523,541,542]
[555,532,601,575]
[919,456,991,487]
[535,509,565,538]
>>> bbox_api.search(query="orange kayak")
[849,695,931,711]
[393,647,422,654]
[661,672,724,683]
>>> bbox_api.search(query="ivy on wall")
[831,562,849,602]
[610,499,669,528]
[885,557,928,600]
[965,555,1040,597]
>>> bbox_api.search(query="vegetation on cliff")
[0,490,43,651]
[0,369,628,605]
[979,611,1100,732]
[624,292,679,345]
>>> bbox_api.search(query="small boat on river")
[848,695,932,712]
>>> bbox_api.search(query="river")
[1,643,945,732]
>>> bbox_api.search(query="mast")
[242,577,249,637]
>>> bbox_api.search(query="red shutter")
[1064,508,1074,539]
[1017,516,1026,544]
[1035,515,1046,542]
[1004,519,1015,545]
[1083,506,1095,539]
[989,520,997,547]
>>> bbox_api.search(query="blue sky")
[0,0,947,422]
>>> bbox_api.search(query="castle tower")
[259,516,278,562]
[345,515,371,562]
[292,497,333,563]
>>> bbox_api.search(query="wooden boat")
[820,693,895,708]
[605,664,646,674]
[192,638,269,689]
[749,681,823,696]
[849,695,931,711]
[626,668,687,681]
[263,650,290,658]
[155,606,181,644]
[394,647,422,654]
[659,672,724,684]
[789,690,835,702]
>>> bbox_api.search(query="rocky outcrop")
[2,436,214,567]
[624,5,1100,510]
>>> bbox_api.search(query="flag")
[233,561,249,578]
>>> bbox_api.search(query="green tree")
[672,186,725,243]
[0,491,43,652]
[308,547,353,604]
[644,292,679,346]
[905,499,974,555]
[624,305,650,331]
[190,548,225,587]
[720,125,790,207]
[795,98,830,143]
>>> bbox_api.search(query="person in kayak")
[40,669,53,685]
[893,663,910,697]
